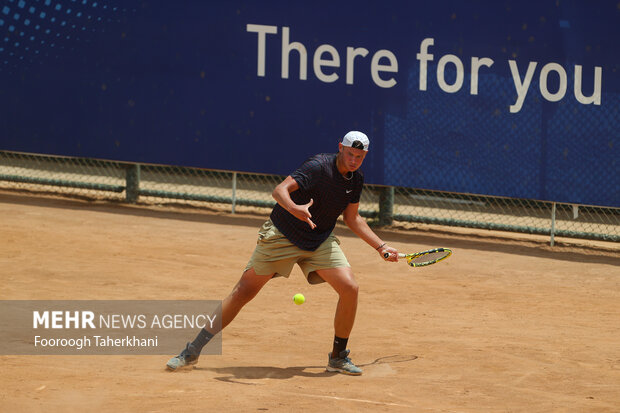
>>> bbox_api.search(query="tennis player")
[166,131,398,375]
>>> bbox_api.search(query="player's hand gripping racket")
[384,247,452,267]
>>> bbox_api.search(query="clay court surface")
[1,191,619,412]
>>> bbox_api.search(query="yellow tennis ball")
[293,293,305,305]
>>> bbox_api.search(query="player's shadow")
[197,354,418,384]
[200,365,333,384]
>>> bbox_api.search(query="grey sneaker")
[166,342,199,371]
[326,349,363,375]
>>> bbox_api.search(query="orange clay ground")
[1,191,619,412]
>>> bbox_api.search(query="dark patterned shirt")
[270,153,364,251]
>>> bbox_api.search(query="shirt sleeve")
[290,155,323,192]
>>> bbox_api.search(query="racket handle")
[383,252,406,258]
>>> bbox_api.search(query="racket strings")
[407,251,449,265]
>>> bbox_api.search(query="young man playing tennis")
[166,131,398,375]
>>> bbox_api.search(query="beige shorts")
[245,220,350,284]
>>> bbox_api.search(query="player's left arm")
[342,202,398,261]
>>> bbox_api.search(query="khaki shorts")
[245,220,350,284]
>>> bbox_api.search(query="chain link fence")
[1,150,618,245]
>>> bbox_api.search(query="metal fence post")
[231,172,237,214]
[125,164,140,203]
[550,202,557,246]
[378,186,394,226]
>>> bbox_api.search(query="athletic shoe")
[326,349,363,375]
[166,342,199,371]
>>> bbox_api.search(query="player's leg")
[166,268,273,370]
[315,266,359,340]
[315,266,363,375]
[219,268,275,330]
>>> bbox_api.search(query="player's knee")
[231,279,260,303]
[339,280,359,298]
[231,285,251,304]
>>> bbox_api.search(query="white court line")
[279,391,414,408]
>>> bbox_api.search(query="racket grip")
[383,252,406,258]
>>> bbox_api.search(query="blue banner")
[0,0,618,206]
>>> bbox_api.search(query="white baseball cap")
[341,131,370,151]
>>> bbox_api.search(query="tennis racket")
[384,247,452,267]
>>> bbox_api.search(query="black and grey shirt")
[270,153,364,251]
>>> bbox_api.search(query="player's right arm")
[272,176,316,229]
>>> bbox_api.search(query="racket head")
[405,247,452,267]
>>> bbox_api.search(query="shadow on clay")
[192,354,418,384]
